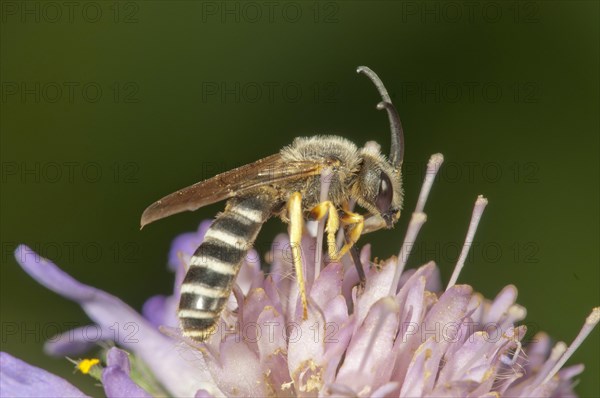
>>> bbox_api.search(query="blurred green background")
[1,1,598,396]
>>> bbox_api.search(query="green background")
[1,1,598,396]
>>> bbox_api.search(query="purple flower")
[2,154,598,397]
[0,347,150,398]
[0,352,88,398]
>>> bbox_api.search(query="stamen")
[500,340,523,366]
[75,358,100,374]
[67,357,103,381]
[530,341,567,388]
[359,297,399,370]
[446,195,488,290]
[389,212,427,295]
[542,307,600,385]
[415,153,444,213]
[315,167,333,282]
[500,304,527,329]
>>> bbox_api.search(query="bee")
[141,67,405,342]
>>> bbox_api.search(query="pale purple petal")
[238,287,274,355]
[14,245,218,397]
[267,234,294,321]
[423,284,473,331]
[142,295,169,328]
[286,304,327,394]
[102,367,150,398]
[353,257,396,327]
[310,262,344,310]
[371,381,400,397]
[523,332,551,373]
[399,337,443,397]
[322,295,350,350]
[0,352,88,398]
[322,315,355,386]
[336,297,399,394]
[106,347,131,375]
[236,249,264,295]
[263,275,284,315]
[44,325,113,356]
[168,220,212,271]
[205,337,267,397]
[551,364,585,398]
[483,284,518,325]
[390,262,438,383]
[395,263,431,340]
[102,348,151,398]
[255,307,293,394]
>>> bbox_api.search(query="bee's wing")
[141,153,322,228]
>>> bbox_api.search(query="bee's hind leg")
[288,192,309,320]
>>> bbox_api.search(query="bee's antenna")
[356,66,404,169]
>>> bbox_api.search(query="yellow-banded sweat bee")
[141,67,405,342]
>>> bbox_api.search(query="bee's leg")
[288,192,309,320]
[309,201,340,261]
[343,202,366,286]
[336,211,365,260]
[349,243,366,288]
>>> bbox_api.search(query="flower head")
[2,154,597,397]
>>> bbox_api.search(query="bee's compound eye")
[376,172,393,213]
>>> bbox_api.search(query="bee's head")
[352,143,403,229]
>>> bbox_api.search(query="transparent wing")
[140,153,322,227]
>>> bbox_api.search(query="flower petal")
[267,234,294,321]
[399,337,443,397]
[353,257,397,327]
[311,262,344,310]
[206,337,267,397]
[240,287,274,355]
[287,304,327,394]
[44,325,112,356]
[484,285,518,324]
[102,348,151,398]
[168,220,212,271]
[14,245,219,397]
[142,295,169,328]
[106,347,131,375]
[236,250,264,295]
[336,297,399,395]
[194,390,215,398]
[256,306,293,393]
[0,352,88,398]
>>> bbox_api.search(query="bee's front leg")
[288,192,309,320]
[309,200,340,261]
[337,210,364,259]
[310,202,366,286]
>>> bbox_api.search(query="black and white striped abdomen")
[178,191,277,341]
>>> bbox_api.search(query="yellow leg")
[310,201,340,261]
[336,211,364,259]
[310,202,365,261]
[288,192,309,320]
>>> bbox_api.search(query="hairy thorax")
[277,135,362,214]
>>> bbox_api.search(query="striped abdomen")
[178,191,277,341]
